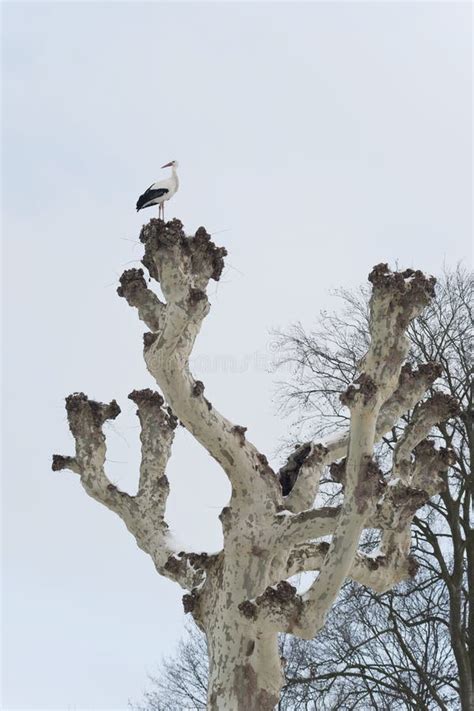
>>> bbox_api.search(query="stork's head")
[161,160,179,169]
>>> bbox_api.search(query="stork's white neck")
[172,164,179,185]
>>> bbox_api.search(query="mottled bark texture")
[53,220,457,710]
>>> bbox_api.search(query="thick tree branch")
[248,267,439,636]
[285,542,418,593]
[52,393,134,519]
[280,361,442,512]
[118,220,281,512]
[129,388,176,509]
[373,436,456,600]
[117,268,165,331]
[392,392,459,481]
[275,441,455,599]
[273,506,341,547]
[52,390,207,590]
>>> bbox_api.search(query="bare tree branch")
[53,389,207,590]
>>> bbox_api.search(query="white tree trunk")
[206,607,281,709]
[53,219,458,709]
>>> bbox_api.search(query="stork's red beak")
[161,161,173,168]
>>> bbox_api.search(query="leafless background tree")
[133,623,209,711]
[134,267,471,710]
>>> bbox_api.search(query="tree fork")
[53,219,457,709]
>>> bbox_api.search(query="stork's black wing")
[136,186,169,211]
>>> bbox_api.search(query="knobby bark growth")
[53,219,458,710]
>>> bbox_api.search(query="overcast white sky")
[2,1,471,709]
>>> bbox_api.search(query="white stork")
[136,160,179,219]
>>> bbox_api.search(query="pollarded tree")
[53,219,458,710]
